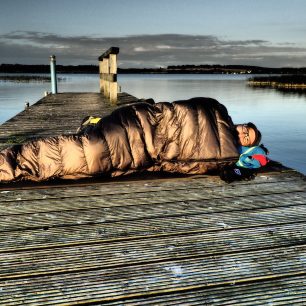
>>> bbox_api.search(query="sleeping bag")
[0,97,240,182]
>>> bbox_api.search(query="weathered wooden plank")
[0,186,306,221]
[0,168,300,198]
[0,173,306,214]
[0,223,305,279]
[1,199,306,232]
[101,73,117,82]
[0,175,304,205]
[0,170,305,232]
[98,47,120,60]
[0,221,301,253]
[0,245,305,305]
[0,183,306,230]
[102,275,306,305]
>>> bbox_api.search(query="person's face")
[235,124,256,146]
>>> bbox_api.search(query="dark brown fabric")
[0,97,239,182]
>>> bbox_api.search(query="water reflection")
[248,85,306,97]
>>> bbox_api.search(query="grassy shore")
[248,75,306,89]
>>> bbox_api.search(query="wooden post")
[103,58,109,97]
[99,60,104,93]
[98,47,119,103]
[109,54,118,103]
[50,55,58,94]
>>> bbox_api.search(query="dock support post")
[50,55,58,94]
[98,47,119,103]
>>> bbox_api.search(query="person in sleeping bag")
[0,97,264,183]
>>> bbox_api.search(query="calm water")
[1,73,306,174]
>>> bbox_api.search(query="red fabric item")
[252,154,269,166]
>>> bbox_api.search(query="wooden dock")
[0,92,305,305]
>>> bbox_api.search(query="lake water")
[1,73,306,174]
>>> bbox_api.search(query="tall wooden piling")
[98,47,119,103]
[50,55,58,94]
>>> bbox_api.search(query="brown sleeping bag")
[0,97,239,182]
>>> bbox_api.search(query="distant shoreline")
[2,66,306,90]
[248,75,306,89]
[1,64,306,75]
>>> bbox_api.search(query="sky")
[1,0,306,68]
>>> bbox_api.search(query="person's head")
[235,122,261,146]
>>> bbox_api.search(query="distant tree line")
[0,64,99,74]
[1,63,306,74]
[167,65,306,74]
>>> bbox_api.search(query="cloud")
[1,31,306,67]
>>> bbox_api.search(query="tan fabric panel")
[14,141,39,181]
[216,111,239,158]
[157,160,219,175]
[132,104,157,160]
[36,137,62,180]
[153,102,180,160]
[81,135,112,174]
[197,106,220,159]
[0,148,16,182]
[58,135,88,177]
[118,115,152,169]
[101,119,133,170]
